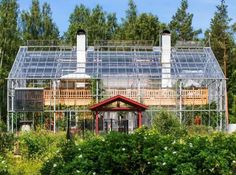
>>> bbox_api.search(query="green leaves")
[40,130,236,175]
[20,0,59,41]
[169,0,202,44]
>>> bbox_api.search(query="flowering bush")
[41,129,236,175]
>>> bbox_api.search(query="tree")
[0,0,20,120]
[205,0,233,75]
[87,5,107,45]
[116,0,162,45]
[205,0,235,123]
[105,13,118,40]
[134,13,161,45]
[65,4,118,45]
[169,0,201,44]
[21,0,59,41]
[64,4,90,44]
[41,3,59,40]
[116,0,137,40]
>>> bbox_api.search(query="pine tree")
[88,5,107,45]
[106,13,118,40]
[0,0,20,119]
[41,3,59,40]
[206,0,236,123]
[205,0,232,74]
[65,4,118,45]
[21,0,59,41]
[118,0,138,40]
[169,0,201,44]
[64,4,90,44]
[134,13,161,45]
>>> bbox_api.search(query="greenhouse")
[7,30,227,133]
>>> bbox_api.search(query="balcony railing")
[43,88,208,106]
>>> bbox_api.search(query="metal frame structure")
[7,39,227,132]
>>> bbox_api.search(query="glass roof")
[8,45,225,80]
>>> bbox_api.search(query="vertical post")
[219,80,223,131]
[138,111,142,128]
[138,78,141,102]
[11,81,14,133]
[7,80,10,132]
[96,79,99,103]
[179,80,182,124]
[32,112,34,130]
[11,113,14,133]
[53,80,56,133]
[95,111,99,135]
[66,110,71,140]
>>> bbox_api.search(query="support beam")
[53,80,56,133]
[95,111,99,134]
[138,111,142,128]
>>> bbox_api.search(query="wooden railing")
[44,89,92,106]
[43,88,208,106]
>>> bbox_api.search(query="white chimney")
[161,30,171,88]
[76,29,86,74]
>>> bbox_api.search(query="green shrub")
[19,130,66,159]
[41,131,236,175]
[0,155,9,175]
[152,110,187,137]
[0,120,7,132]
[0,132,14,155]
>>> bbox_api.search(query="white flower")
[164,146,168,150]
[232,160,236,163]
[189,143,193,148]
[78,154,83,158]
[173,151,177,154]
[147,161,151,164]
[78,148,81,151]
[172,140,176,144]
[93,172,96,175]
[102,139,105,142]
[122,148,126,151]
[76,170,80,173]
[53,163,57,168]
[1,160,5,164]
[162,162,166,166]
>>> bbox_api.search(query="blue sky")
[17,0,236,36]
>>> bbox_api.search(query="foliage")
[0,0,20,120]
[19,130,66,158]
[205,0,236,124]
[0,119,7,132]
[169,0,202,44]
[65,4,118,45]
[187,125,214,135]
[0,132,14,155]
[20,0,59,41]
[152,110,187,137]
[0,155,9,175]
[183,102,217,128]
[7,155,42,175]
[41,130,236,175]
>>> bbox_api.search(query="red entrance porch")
[90,95,148,134]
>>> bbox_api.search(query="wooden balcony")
[44,89,92,106]
[43,88,208,106]
[106,88,208,106]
